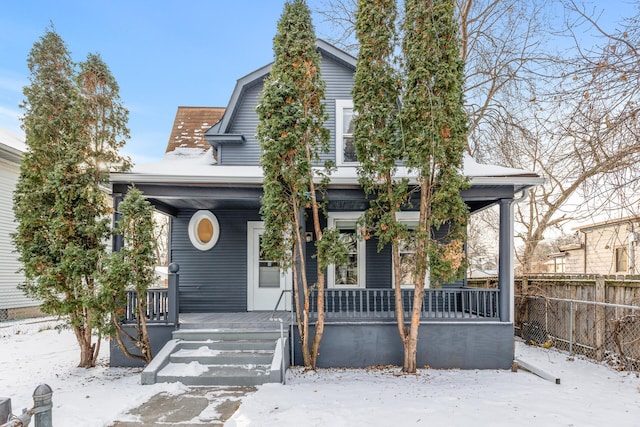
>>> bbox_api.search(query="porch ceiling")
[112,182,532,217]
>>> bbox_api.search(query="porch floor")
[179,311,293,329]
[178,311,499,328]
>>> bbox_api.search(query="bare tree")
[316,1,640,273]
[508,3,640,271]
[152,212,169,267]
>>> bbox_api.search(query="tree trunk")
[292,204,312,367]
[74,324,96,368]
[137,297,152,363]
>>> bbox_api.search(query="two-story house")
[110,40,543,384]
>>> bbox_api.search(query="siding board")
[221,55,354,166]
[0,157,32,310]
[171,209,260,312]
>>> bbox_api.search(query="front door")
[247,221,290,311]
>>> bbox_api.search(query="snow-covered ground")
[1,318,639,427]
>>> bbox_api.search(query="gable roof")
[166,107,225,153]
[206,39,356,139]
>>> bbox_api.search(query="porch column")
[498,198,514,322]
[111,192,124,252]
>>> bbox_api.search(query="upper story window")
[335,99,356,165]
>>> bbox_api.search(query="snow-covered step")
[169,346,274,365]
[155,362,277,386]
[172,329,282,341]
[179,339,277,351]
[142,328,288,386]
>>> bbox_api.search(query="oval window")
[188,210,220,251]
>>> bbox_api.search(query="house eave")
[206,134,246,149]
[110,169,545,190]
[0,143,24,164]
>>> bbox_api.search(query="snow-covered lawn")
[1,318,639,426]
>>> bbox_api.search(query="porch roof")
[111,150,543,190]
[110,149,543,215]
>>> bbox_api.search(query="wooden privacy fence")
[468,274,640,305]
[468,275,640,371]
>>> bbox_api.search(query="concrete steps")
[142,327,288,386]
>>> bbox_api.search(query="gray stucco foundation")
[294,322,514,369]
[109,324,176,367]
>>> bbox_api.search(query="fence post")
[594,275,606,360]
[32,384,52,427]
[0,398,10,424]
[569,301,574,355]
[168,263,180,327]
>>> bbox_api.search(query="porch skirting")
[293,321,514,369]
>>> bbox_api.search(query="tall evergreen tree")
[256,0,344,369]
[353,0,417,369]
[400,0,469,373]
[13,27,130,368]
[100,187,157,363]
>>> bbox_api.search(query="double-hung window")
[327,212,366,288]
[335,99,356,165]
[395,212,429,289]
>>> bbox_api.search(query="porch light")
[188,210,220,251]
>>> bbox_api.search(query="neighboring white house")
[0,128,39,320]
[558,216,640,275]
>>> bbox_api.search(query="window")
[336,99,356,165]
[327,213,366,288]
[258,236,281,288]
[394,212,430,289]
[615,246,628,273]
[398,235,417,287]
[188,210,220,251]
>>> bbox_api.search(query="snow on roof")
[115,149,543,188]
[0,128,26,153]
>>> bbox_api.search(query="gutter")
[110,171,545,188]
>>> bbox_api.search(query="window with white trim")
[327,213,366,288]
[188,210,220,251]
[394,212,429,289]
[335,99,356,165]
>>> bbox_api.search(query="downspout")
[583,231,587,274]
[628,224,636,275]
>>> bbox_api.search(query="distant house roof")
[573,215,640,232]
[166,107,225,153]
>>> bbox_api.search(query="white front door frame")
[247,221,291,311]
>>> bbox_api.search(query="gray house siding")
[219,55,354,166]
[171,209,260,312]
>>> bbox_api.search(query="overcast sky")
[0,1,635,165]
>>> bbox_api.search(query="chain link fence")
[0,306,44,323]
[516,295,640,371]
